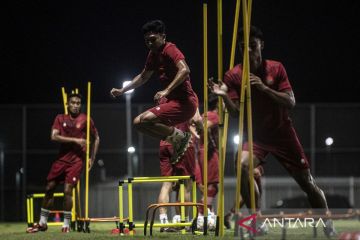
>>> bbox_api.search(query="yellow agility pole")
[222,0,241,194]
[222,0,241,162]
[203,2,209,235]
[243,0,256,214]
[118,181,124,234]
[128,180,134,235]
[26,197,31,226]
[85,82,91,220]
[71,188,76,228]
[61,87,68,115]
[235,0,256,215]
[216,0,225,236]
[235,0,248,218]
[179,180,186,234]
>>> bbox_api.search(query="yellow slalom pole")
[26,197,31,226]
[75,88,79,94]
[119,182,124,233]
[30,196,34,224]
[61,87,68,115]
[244,0,256,215]
[71,188,76,223]
[128,181,134,235]
[222,0,240,163]
[85,82,91,220]
[235,0,248,217]
[203,3,209,235]
[180,180,186,234]
[216,0,225,236]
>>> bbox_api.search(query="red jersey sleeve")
[52,114,62,131]
[207,111,219,126]
[164,43,185,64]
[277,63,292,92]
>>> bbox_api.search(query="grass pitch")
[1,220,359,239]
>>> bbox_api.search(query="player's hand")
[208,77,227,96]
[198,184,204,193]
[154,89,170,103]
[189,125,200,139]
[88,158,94,171]
[110,88,124,98]
[254,167,261,178]
[74,138,86,147]
[250,74,268,92]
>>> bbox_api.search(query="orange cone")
[54,212,61,222]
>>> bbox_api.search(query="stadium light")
[122,81,134,95]
[233,134,240,145]
[325,137,334,146]
[127,146,135,154]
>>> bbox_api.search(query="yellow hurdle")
[118,176,196,235]
[26,192,75,227]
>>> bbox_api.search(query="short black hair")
[142,20,166,35]
[67,93,82,101]
[238,25,263,41]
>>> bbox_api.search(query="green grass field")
[1,220,359,240]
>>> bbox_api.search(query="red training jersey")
[145,42,196,100]
[223,60,292,139]
[52,113,98,163]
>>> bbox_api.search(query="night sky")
[3,0,360,104]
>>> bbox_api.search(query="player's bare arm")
[110,69,153,98]
[89,132,100,171]
[208,78,240,118]
[51,129,86,147]
[154,59,190,102]
[250,73,295,108]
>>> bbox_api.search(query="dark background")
[3,0,360,104]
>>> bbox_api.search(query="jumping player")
[110,20,198,163]
[26,93,100,233]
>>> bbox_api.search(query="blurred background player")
[26,93,100,233]
[157,120,195,232]
[110,20,198,164]
[193,94,219,224]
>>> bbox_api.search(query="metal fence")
[0,103,359,221]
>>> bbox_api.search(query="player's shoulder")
[265,59,284,69]
[54,113,65,120]
[77,113,88,120]
[164,42,176,49]
[225,64,242,76]
[163,42,182,53]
